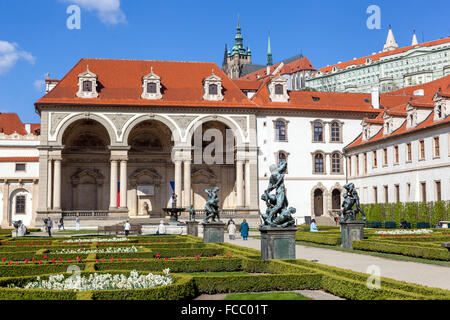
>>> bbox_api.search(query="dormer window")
[76,65,98,99]
[203,69,224,101]
[83,80,92,92]
[209,84,218,95]
[275,84,283,95]
[269,74,289,102]
[142,67,162,100]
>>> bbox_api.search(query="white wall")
[348,126,450,203]
[256,113,363,221]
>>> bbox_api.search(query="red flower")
[227,254,232,258]
[8,262,12,265]
[165,258,169,261]
[24,259,28,263]
[15,262,19,265]
[110,258,114,262]
[1,258,5,262]
[86,260,89,263]
[96,260,99,263]
[51,259,55,264]
[118,258,122,262]
[101,259,105,262]
[76,256,80,261]
[43,255,48,259]
[177,256,181,258]
[32,258,35,262]
[59,258,63,262]
[68,259,72,263]
[38,261,42,264]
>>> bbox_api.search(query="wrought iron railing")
[61,211,109,217]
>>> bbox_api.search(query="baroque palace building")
[1,58,449,228]
[306,28,450,93]
[344,76,450,204]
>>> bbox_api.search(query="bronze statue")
[202,187,220,223]
[340,183,367,222]
[260,160,295,228]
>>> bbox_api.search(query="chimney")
[371,87,380,109]
[25,124,31,134]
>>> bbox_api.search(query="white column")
[2,181,9,228]
[183,160,191,207]
[119,160,127,209]
[47,160,53,210]
[175,160,182,207]
[110,160,118,209]
[53,159,62,210]
[236,160,244,207]
[245,160,251,208]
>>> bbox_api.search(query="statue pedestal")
[202,222,225,243]
[259,226,297,260]
[186,221,199,237]
[340,221,365,249]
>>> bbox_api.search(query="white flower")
[375,229,433,235]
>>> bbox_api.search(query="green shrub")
[295,233,341,245]
[352,240,450,261]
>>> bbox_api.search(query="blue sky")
[0,0,449,123]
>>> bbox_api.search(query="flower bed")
[53,246,140,255]
[8,269,172,291]
[375,229,433,235]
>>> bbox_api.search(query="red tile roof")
[0,157,39,162]
[239,57,315,81]
[345,77,450,151]
[36,58,256,110]
[0,113,28,135]
[315,37,450,75]
[232,79,262,90]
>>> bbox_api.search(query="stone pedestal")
[259,226,297,260]
[340,221,365,249]
[186,221,199,237]
[202,222,225,243]
[442,242,450,251]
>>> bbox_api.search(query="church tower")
[267,36,273,66]
[411,30,419,46]
[383,25,399,52]
[222,15,252,79]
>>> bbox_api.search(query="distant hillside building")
[306,28,450,93]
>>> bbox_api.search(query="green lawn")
[224,292,310,300]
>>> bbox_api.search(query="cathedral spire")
[383,25,399,52]
[412,30,419,46]
[267,36,273,66]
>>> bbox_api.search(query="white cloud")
[62,0,126,25]
[34,79,46,92]
[0,41,35,75]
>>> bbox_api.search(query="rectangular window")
[363,153,367,174]
[384,186,389,204]
[394,185,400,203]
[373,151,377,167]
[419,140,425,160]
[434,137,440,157]
[355,155,359,176]
[373,186,378,204]
[147,82,157,94]
[82,80,92,92]
[16,195,26,214]
[420,182,426,202]
[406,143,412,162]
[394,146,399,164]
[406,183,411,202]
[383,148,388,166]
[348,157,352,176]
[15,163,26,171]
[435,181,441,201]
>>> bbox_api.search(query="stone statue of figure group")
[340,183,367,222]
[260,160,296,228]
[202,187,221,223]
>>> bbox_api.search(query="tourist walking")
[75,216,80,231]
[58,217,65,230]
[310,219,318,232]
[124,220,131,237]
[227,218,235,226]
[228,221,236,240]
[240,219,249,240]
[46,217,53,237]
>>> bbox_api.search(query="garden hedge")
[295,232,341,245]
[352,240,450,261]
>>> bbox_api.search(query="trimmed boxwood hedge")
[295,232,341,245]
[352,240,450,261]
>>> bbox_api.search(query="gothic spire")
[383,25,399,52]
[267,36,273,66]
[412,30,419,46]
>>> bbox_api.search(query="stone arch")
[185,115,245,146]
[329,182,345,215]
[311,182,328,218]
[9,188,32,226]
[55,113,116,146]
[128,168,163,217]
[122,114,181,146]
[71,169,105,211]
